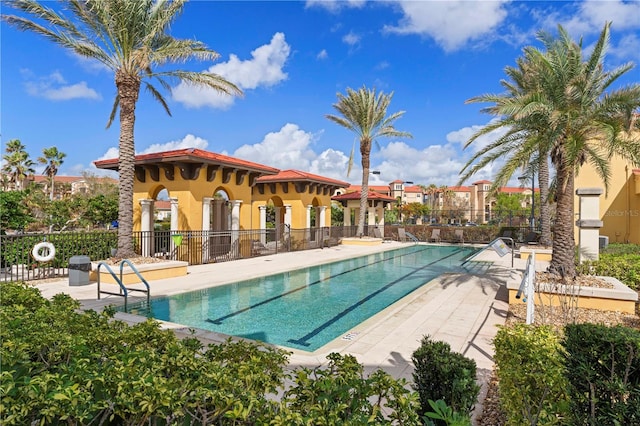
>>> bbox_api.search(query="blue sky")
[2,0,639,188]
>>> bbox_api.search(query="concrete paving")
[35,241,546,423]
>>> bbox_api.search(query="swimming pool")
[122,245,478,351]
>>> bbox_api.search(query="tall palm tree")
[326,86,412,237]
[4,0,241,257]
[2,139,35,190]
[464,23,640,278]
[37,146,66,200]
[535,23,640,277]
[460,51,554,247]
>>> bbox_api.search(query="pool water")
[122,245,478,351]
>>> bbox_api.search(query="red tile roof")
[447,186,471,192]
[348,185,390,194]
[93,148,279,174]
[256,169,349,187]
[472,179,492,185]
[332,191,396,202]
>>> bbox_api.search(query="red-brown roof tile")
[332,191,396,202]
[256,169,349,187]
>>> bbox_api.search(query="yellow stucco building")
[574,156,640,245]
[94,148,349,245]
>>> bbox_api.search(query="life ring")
[32,242,56,262]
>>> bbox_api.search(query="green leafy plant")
[424,399,472,426]
[412,335,480,421]
[577,243,640,290]
[563,323,640,426]
[493,324,570,425]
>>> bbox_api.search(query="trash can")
[69,255,91,286]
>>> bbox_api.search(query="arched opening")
[209,188,230,232]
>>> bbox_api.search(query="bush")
[563,323,640,426]
[493,324,569,425]
[280,352,421,425]
[412,335,480,421]
[577,243,640,290]
[0,281,423,425]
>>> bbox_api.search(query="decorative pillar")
[202,197,213,231]
[318,206,326,227]
[305,205,312,243]
[140,199,154,257]
[201,197,213,262]
[230,200,242,254]
[258,205,267,244]
[377,202,386,238]
[576,188,603,263]
[367,205,376,227]
[343,206,351,227]
[169,197,179,254]
[284,205,292,228]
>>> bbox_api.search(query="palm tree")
[37,147,66,200]
[464,23,640,278]
[326,86,412,237]
[460,50,553,247]
[4,0,241,257]
[2,139,35,190]
[536,23,640,277]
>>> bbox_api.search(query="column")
[305,205,312,243]
[140,199,153,257]
[344,206,351,227]
[576,188,603,263]
[284,205,292,228]
[318,206,326,227]
[202,197,213,231]
[258,205,267,244]
[377,202,386,238]
[230,200,242,256]
[169,197,179,255]
[367,205,376,228]
[201,197,213,262]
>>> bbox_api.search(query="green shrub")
[493,324,569,425]
[280,352,421,425]
[412,335,480,421]
[0,281,423,425]
[424,399,472,426]
[563,323,640,426]
[577,243,640,290]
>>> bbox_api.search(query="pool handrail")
[119,259,151,307]
[404,231,420,244]
[461,237,514,268]
[96,261,129,310]
[96,259,151,311]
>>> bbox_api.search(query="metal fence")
[1,221,539,282]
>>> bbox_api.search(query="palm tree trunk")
[538,156,552,247]
[115,71,140,258]
[549,162,576,278]
[358,147,371,237]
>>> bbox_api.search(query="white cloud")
[23,70,101,101]
[305,0,366,12]
[579,0,640,31]
[94,134,209,162]
[384,0,509,52]
[317,49,329,60]
[138,134,209,154]
[233,123,319,170]
[342,31,361,46]
[172,33,291,109]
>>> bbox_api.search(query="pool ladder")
[96,259,150,311]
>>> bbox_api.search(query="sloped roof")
[256,169,349,187]
[348,185,390,193]
[332,191,396,202]
[93,148,279,174]
[447,185,471,192]
[472,179,492,185]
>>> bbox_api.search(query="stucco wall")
[574,155,639,244]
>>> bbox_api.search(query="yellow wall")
[251,182,334,229]
[574,156,640,244]
[133,167,335,231]
[133,165,253,231]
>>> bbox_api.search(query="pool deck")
[35,241,549,422]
